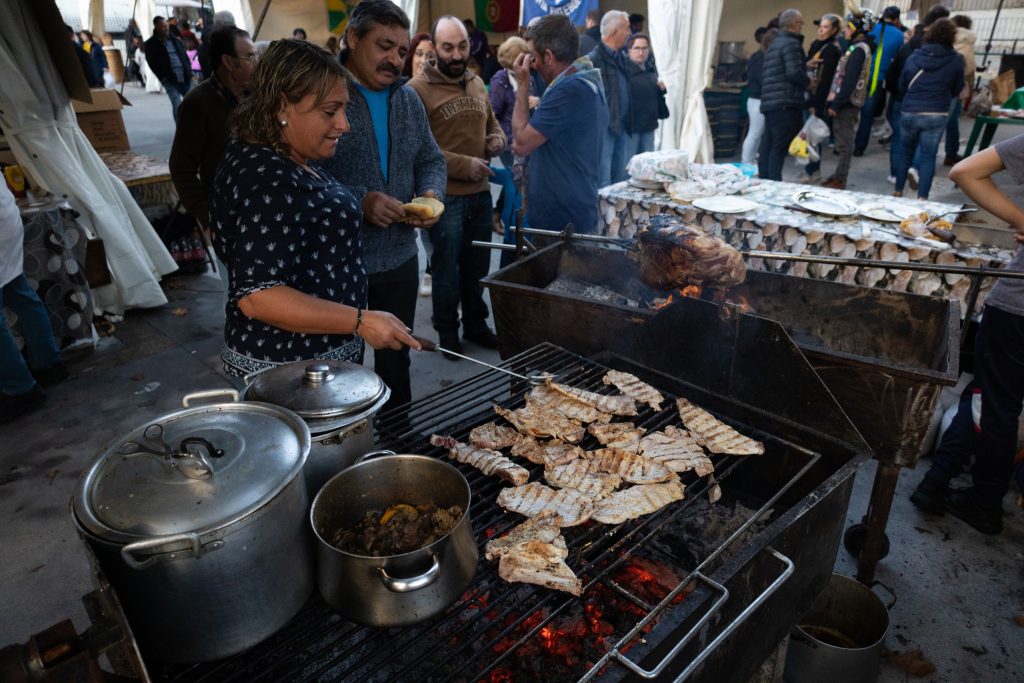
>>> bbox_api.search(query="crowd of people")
[741,5,976,199]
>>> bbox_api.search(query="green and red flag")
[475,0,519,32]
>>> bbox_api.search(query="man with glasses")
[170,26,256,234]
[144,16,193,121]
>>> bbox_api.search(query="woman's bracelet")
[353,307,363,337]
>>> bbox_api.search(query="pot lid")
[243,360,388,421]
[74,401,310,543]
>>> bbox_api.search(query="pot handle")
[355,449,396,465]
[120,532,225,570]
[377,554,440,593]
[318,419,369,445]
[182,388,241,407]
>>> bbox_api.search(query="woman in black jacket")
[622,33,665,160]
[803,14,843,181]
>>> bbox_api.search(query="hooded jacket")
[319,55,447,275]
[759,30,809,112]
[408,64,506,196]
[899,43,965,114]
[954,27,977,85]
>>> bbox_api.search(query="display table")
[99,150,178,206]
[963,114,1024,155]
[597,179,1015,314]
[7,199,96,348]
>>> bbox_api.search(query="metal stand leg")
[856,462,902,585]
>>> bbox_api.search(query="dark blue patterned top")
[211,142,367,376]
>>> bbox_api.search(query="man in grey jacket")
[758,9,809,180]
[320,0,446,410]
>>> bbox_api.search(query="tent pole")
[253,0,273,41]
[980,0,1004,76]
[120,0,139,96]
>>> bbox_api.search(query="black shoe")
[439,336,463,361]
[879,134,893,146]
[33,360,69,387]
[944,155,964,167]
[946,488,1003,535]
[0,384,46,424]
[910,476,947,515]
[463,327,499,349]
[853,148,865,157]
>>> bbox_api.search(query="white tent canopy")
[0,0,176,313]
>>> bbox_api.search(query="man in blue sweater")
[320,0,447,410]
[853,6,905,155]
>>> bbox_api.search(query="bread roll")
[402,196,445,220]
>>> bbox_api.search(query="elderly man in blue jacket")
[320,0,447,411]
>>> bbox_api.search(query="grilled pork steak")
[639,426,715,476]
[675,398,765,455]
[544,459,621,499]
[583,448,678,484]
[636,215,746,290]
[469,421,524,450]
[494,403,586,443]
[527,384,612,423]
[496,482,595,526]
[602,370,664,411]
[511,437,583,467]
[429,434,530,485]
[484,511,566,561]
[591,481,687,524]
[588,422,647,452]
[498,540,583,596]
[547,382,638,416]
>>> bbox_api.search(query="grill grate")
[157,344,818,683]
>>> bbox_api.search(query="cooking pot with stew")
[310,452,477,627]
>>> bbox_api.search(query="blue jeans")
[895,113,946,198]
[854,89,886,152]
[163,79,191,123]
[599,129,629,188]
[431,191,493,338]
[945,97,962,159]
[888,101,923,179]
[622,130,655,164]
[1,273,60,395]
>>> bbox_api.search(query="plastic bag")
[789,115,830,163]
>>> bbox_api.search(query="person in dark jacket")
[578,10,602,57]
[622,33,664,159]
[803,14,843,181]
[758,9,809,181]
[588,10,631,188]
[893,19,964,200]
[741,27,770,165]
[821,15,874,189]
[67,24,101,87]
[853,6,906,155]
[144,16,192,121]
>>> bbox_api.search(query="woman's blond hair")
[497,36,530,70]
[231,39,346,158]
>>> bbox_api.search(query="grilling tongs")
[413,335,554,385]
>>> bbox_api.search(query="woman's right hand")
[357,309,422,351]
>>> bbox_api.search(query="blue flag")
[522,0,599,28]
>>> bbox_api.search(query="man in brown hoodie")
[409,16,506,355]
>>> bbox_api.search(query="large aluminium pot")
[72,389,314,663]
[311,453,478,627]
[242,360,390,496]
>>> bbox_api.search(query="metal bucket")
[784,573,890,683]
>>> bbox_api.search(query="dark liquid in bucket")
[801,625,863,649]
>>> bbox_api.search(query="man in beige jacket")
[409,15,506,355]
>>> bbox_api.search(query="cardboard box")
[72,89,132,152]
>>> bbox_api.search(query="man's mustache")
[377,62,400,75]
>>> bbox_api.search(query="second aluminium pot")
[311,453,478,627]
[242,360,390,496]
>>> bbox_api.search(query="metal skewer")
[412,336,553,384]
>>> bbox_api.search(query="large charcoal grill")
[75,296,865,682]
[483,242,959,583]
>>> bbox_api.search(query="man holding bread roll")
[321,0,446,409]
[408,15,506,355]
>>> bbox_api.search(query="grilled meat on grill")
[494,402,586,443]
[498,539,583,596]
[675,398,765,455]
[591,481,687,524]
[511,437,583,467]
[544,459,621,499]
[638,426,715,476]
[546,381,638,416]
[429,434,530,485]
[636,215,746,290]
[527,384,612,423]
[497,482,595,526]
[588,422,647,452]
[582,448,678,484]
[484,511,566,561]
[469,421,524,450]
[602,370,664,411]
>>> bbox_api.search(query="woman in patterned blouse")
[211,39,419,377]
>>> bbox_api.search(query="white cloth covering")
[0,183,25,288]
[648,0,724,162]
[0,0,176,313]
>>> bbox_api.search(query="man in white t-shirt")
[911,132,1024,534]
[0,183,67,422]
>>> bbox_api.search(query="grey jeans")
[832,106,860,182]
